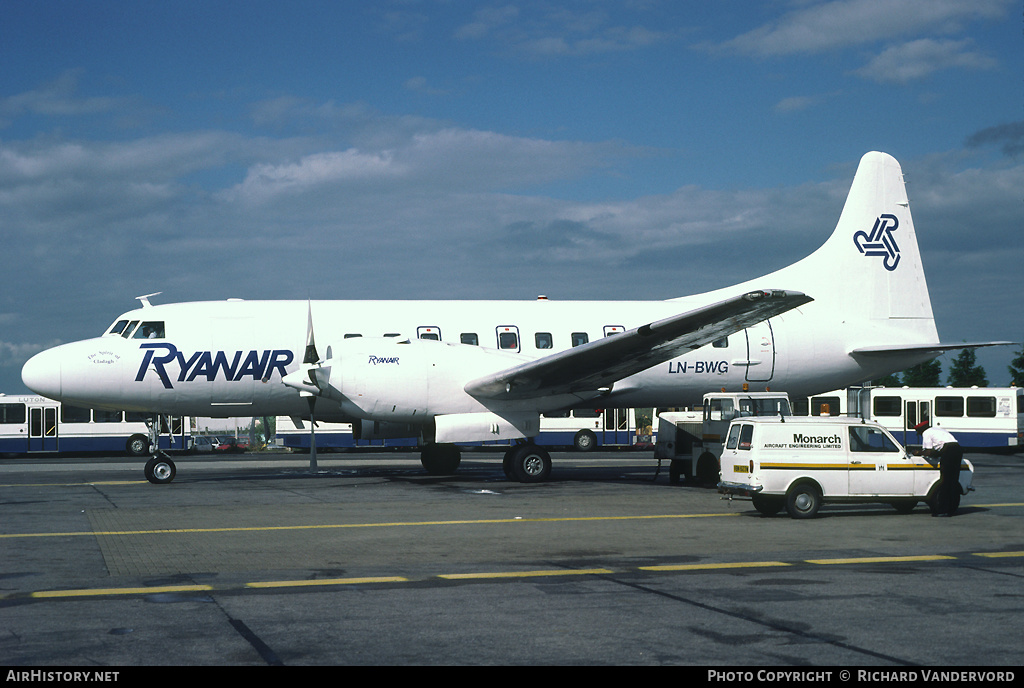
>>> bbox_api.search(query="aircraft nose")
[22,347,62,400]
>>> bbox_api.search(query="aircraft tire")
[508,444,551,483]
[421,443,461,475]
[145,457,176,484]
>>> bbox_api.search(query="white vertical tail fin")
[727,151,940,350]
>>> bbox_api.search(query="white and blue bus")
[275,407,653,452]
[791,387,1023,451]
[0,394,192,456]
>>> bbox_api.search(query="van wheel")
[752,495,783,516]
[785,483,822,519]
[891,499,918,514]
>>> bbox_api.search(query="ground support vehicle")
[717,416,974,518]
[654,392,792,484]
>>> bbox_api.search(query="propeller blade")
[304,301,320,366]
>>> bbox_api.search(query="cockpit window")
[120,321,140,338]
[133,321,165,339]
[107,320,130,336]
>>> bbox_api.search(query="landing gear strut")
[142,415,177,484]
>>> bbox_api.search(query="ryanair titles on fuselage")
[135,343,294,389]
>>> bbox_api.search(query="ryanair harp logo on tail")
[854,214,900,271]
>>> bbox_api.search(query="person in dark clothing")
[914,421,963,516]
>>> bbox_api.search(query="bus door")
[28,406,58,452]
[744,321,775,382]
[602,408,630,446]
[903,399,930,448]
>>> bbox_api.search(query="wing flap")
[465,289,812,401]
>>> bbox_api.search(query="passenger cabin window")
[133,321,165,339]
[344,334,362,339]
[417,326,441,341]
[603,326,624,337]
[571,332,589,347]
[535,332,553,349]
[460,333,479,346]
[849,426,899,452]
[496,327,519,351]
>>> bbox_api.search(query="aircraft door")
[744,321,775,382]
[28,406,58,452]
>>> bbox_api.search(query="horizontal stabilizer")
[466,289,812,401]
[851,341,1016,356]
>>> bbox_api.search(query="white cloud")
[721,0,1010,56]
[853,38,997,83]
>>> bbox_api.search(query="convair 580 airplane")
[21,152,1007,483]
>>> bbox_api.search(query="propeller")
[300,302,322,472]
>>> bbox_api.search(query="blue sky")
[2,0,1022,394]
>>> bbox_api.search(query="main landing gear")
[419,442,553,483]
[142,416,177,484]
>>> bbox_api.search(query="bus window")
[936,396,964,417]
[571,332,589,347]
[873,396,902,417]
[812,396,841,416]
[966,397,996,417]
[94,410,123,423]
[535,332,553,349]
[60,405,91,423]
[0,403,26,424]
[460,333,479,346]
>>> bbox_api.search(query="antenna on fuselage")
[135,292,163,308]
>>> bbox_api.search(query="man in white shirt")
[914,421,963,516]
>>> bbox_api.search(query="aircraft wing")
[465,290,813,401]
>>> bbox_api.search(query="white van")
[717,417,974,518]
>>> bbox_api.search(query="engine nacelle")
[315,337,532,424]
[352,419,421,441]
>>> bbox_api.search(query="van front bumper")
[718,481,763,498]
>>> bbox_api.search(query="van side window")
[725,424,742,450]
[849,426,899,452]
[738,424,753,450]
